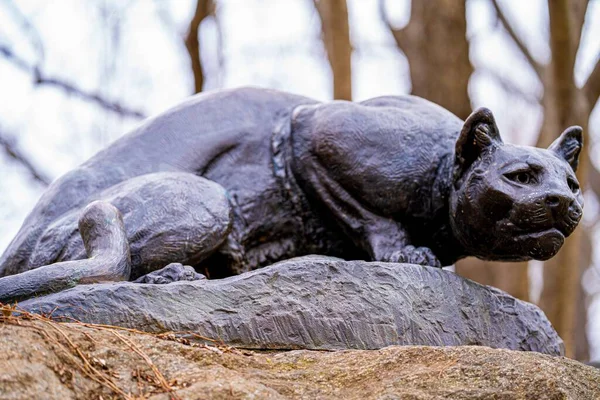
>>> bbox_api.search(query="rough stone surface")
[1,318,598,400]
[20,256,562,355]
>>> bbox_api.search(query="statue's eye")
[567,177,579,193]
[505,171,535,185]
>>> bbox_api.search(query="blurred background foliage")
[0,0,599,360]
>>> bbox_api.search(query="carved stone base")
[19,256,563,355]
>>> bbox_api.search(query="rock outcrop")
[20,256,562,355]
[1,318,598,400]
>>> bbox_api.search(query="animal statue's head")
[450,108,583,261]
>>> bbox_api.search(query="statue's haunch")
[0,87,584,302]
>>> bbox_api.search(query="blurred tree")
[381,0,530,302]
[490,0,600,360]
[185,0,215,94]
[381,0,472,119]
[383,0,600,359]
[314,0,352,100]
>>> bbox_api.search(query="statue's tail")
[0,201,131,303]
[0,167,120,278]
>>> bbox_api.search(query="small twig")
[1,307,131,398]
[56,315,223,346]
[0,303,252,399]
[41,326,129,398]
[0,131,51,185]
[111,330,180,399]
[77,327,100,344]
[490,0,543,81]
[1,0,45,60]
[44,318,130,397]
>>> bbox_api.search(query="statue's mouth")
[503,213,575,239]
[503,201,582,240]
[517,228,565,260]
[484,222,567,261]
[494,219,567,260]
[517,227,565,240]
[499,219,563,235]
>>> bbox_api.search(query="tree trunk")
[314,0,352,101]
[384,0,472,119]
[455,259,530,301]
[537,0,591,359]
[574,227,592,361]
[383,0,531,298]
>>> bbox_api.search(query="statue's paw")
[134,263,206,284]
[383,246,442,268]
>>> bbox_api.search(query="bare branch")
[185,0,214,94]
[1,0,44,60]
[0,132,50,186]
[571,0,590,58]
[589,160,600,198]
[583,56,600,109]
[0,45,146,119]
[314,0,352,100]
[490,0,543,80]
[379,0,412,51]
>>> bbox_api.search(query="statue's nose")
[544,192,574,213]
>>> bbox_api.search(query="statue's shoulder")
[359,95,461,121]
[291,94,462,149]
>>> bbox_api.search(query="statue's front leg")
[134,263,206,284]
[297,157,441,268]
[367,219,442,268]
[377,246,442,268]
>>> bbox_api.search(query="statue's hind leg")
[0,172,233,302]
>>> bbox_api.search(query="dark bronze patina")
[0,87,583,302]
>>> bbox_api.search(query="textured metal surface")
[0,87,583,303]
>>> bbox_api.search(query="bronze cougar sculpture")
[0,87,583,302]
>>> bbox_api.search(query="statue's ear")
[548,126,583,172]
[454,107,503,180]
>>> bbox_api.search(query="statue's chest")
[211,119,356,273]
[223,176,349,273]
[227,179,312,270]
